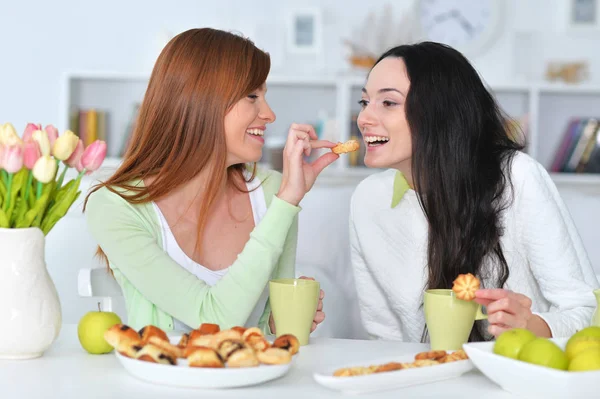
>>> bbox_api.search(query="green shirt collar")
[391,171,410,208]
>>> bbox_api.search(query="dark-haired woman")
[349,42,599,342]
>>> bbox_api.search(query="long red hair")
[84,28,270,268]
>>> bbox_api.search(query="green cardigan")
[85,168,299,334]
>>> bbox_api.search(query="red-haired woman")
[84,28,338,334]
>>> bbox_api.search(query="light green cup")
[269,278,320,346]
[424,289,487,351]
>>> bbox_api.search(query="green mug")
[269,278,320,346]
[424,289,487,351]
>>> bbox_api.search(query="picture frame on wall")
[568,0,600,31]
[286,8,322,54]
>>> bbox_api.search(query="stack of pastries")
[104,323,299,368]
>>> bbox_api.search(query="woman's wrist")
[276,190,300,207]
[527,314,552,338]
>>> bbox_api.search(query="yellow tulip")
[0,123,23,146]
[32,155,57,183]
[52,130,79,160]
[32,129,51,156]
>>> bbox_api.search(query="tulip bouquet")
[0,122,107,235]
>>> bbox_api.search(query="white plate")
[463,337,600,397]
[312,352,473,394]
[115,336,292,389]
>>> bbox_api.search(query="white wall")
[2,0,599,128]
[2,0,599,331]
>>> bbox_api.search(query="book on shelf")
[550,118,600,174]
[69,108,107,147]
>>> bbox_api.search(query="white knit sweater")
[350,152,599,341]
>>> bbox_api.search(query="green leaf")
[17,182,54,229]
[6,169,28,224]
[42,190,81,235]
[41,177,83,235]
[0,209,8,228]
[12,193,30,228]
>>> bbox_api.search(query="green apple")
[568,326,600,344]
[518,338,569,370]
[77,303,122,354]
[568,348,600,371]
[565,336,600,360]
[493,328,537,360]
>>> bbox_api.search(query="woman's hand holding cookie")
[277,123,339,206]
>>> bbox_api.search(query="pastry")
[241,327,263,341]
[177,333,189,349]
[272,334,300,356]
[452,273,481,301]
[256,348,292,365]
[331,139,360,154]
[136,344,177,365]
[115,339,143,358]
[104,324,140,348]
[414,350,447,361]
[188,333,215,350]
[413,359,440,367]
[226,347,259,368]
[138,325,169,345]
[149,336,184,358]
[217,339,247,362]
[231,326,247,335]
[333,366,378,377]
[187,347,224,368]
[374,362,406,373]
[439,350,469,363]
[242,327,270,352]
[197,323,220,335]
[212,329,243,349]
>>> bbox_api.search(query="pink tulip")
[23,140,41,170]
[81,140,107,173]
[23,123,41,142]
[2,144,23,173]
[65,139,84,168]
[44,125,59,148]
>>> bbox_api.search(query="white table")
[0,325,513,399]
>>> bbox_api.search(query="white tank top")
[152,175,268,332]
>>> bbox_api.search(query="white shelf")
[535,82,600,94]
[550,173,600,185]
[62,71,600,189]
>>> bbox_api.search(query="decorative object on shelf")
[414,0,504,57]
[0,122,107,359]
[286,8,322,55]
[567,0,600,31]
[344,3,419,70]
[545,61,590,84]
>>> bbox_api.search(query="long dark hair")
[374,42,525,342]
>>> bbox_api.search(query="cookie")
[331,139,360,154]
[452,273,481,301]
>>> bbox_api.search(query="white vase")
[0,227,62,359]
